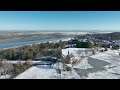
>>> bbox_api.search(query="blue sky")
[0,11,120,31]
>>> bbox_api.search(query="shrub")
[76,42,92,48]
[12,61,33,77]
[104,48,108,51]
[112,45,119,50]
[2,61,14,72]
[63,64,71,71]
[65,55,70,64]
[23,60,33,69]
[92,50,95,54]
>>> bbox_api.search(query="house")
[61,49,76,65]
[61,48,93,65]
[67,53,76,64]
[110,45,112,49]
[61,50,75,64]
[65,44,76,48]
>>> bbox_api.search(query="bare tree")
[2,61,14,78]
[92,50,95,54]
[0,49,3,61]
[85,49,88,56]
[77,50,84,60]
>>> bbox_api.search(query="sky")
[0,11,120,31]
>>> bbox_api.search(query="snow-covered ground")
[1,61,53,65]
[15,64,80,79]
[62,48,92,59]
[15,48,120,79]
[86,71,118,79]
[73,57,93,69]
[0,74,11,79]
[90,49,120,66]
[15,65,58,79]
[73,49,120,79]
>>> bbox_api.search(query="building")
[65,44,76,48]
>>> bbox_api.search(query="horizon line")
[0,30,119,31]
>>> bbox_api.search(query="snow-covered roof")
[69,53,75,58]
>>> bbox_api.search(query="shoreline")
[0,37,71,50]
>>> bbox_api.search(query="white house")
[61,48,93,64]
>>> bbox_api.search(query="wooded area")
[0,40,67,60]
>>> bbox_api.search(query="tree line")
[0,40,68,60]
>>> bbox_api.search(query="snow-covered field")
[14,48,120,79]
[15,63,81,79]
[74,57,93,69]
[73,49,120,79]
[62,48,92,59]
[15,65,58,79]
[90,49,120,66]
[2,61,53,65]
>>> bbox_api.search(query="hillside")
[15,49,120,79]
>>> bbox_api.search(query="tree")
[42,48,49,57]
[92,49,95,54]
[2,61,14,76]
[25,51,33,60]
[23,60,33,70]
[76,42,92,48]
[104,48,108,51]
[59,40,63,48]
[0,50,3,61]
[112,45,119,50]
[56,47,62,59]
[85,49,88,56]
[77,50,84,59]
[0,39,68,61]
[65,55,70,64]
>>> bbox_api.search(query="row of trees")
[0,60,33,78]
[0,40,67,60]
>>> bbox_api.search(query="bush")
[104,48,108,51]
[92,50,95,54]
[112,45,119,50]
[0,60,33,78]
[2,61,14,71]
[76,42,92,48]
[65,66,71,71]
[0,61,2,67]
[23,60,33,69]
[12,61,33,77]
